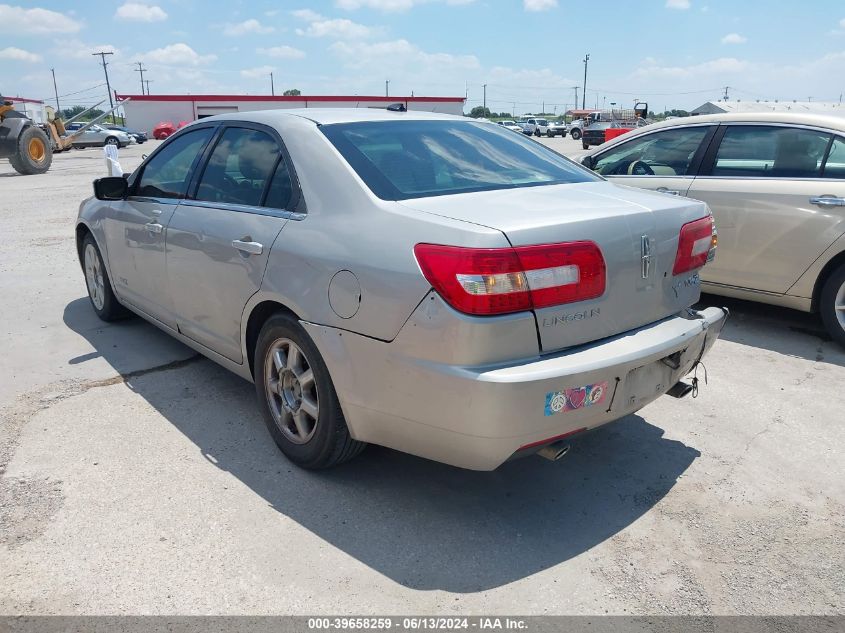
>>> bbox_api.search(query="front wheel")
[570,128,582,140]
[9,126,53,175]
[820,264,845,347]
[104,136,120,147]
[255,313,366,469]
[81,234,128,321]
[546,130,554,137]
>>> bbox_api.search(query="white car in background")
[497,120,524,133]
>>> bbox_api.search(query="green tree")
[468,105,491,118]
[283,88,301,96]
[60,105,105,121]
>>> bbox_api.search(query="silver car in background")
[76,109,726,470]
[578,112,845,345]
[68,123,131,148]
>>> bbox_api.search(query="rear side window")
[593,127,710,176]
[321,120,598,200]
[264,160,295,210]
[823,136,845,179]
[711,126,831,178]
[195,128,281,207]
[136,128,214,199]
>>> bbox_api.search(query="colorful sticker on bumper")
[544,381,608,416]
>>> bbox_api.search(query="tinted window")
[136,128,214,199]
[823,136,845,179]
[711,126,830,178]
[264,160,294,210]
[195,128,281,207]
[593,126,710,176]
[321,120,598,200]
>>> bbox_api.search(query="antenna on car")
[386,103,407,112]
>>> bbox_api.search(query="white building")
[117,93,467,133]
[4,96,48,124]
[692,100,845,116]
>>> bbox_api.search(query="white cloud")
[0,4,82,33]
[143,43,216,66]
[634,56,750,78]
[721,33,747,44]
[257,45,306,59]
[523,0,557,11]
[297,18,375,39]
[840,17,845,28]
[665,0,691,9]
[292,9,324,21]
[52,40,119,59]
[335,0,474,11]
[329,38,479,71]
[241,65,275,79]
[223,19,274,36]
[0,46,41,63]
[115,2,167,22]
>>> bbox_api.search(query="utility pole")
[582,53,590,110]
[722,86,730,101]
[50,68,60,112]
[93,51,115,123]
[270,72,275,96]
[572,86,579,112]
[541,100,544,114]
[144,79,152,95]
[483,83,487,113]
[512,102,515,117]
[134,61,147,95]
[385,79,389,97]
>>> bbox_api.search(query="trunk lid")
[401,181,711,353]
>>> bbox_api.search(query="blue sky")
[2,0,844,114]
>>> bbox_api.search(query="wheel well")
[75,223,91,268]
[244,300,298,379]
[812,250,845,312]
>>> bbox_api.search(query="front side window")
[823,136,845,179]
[711,126,831,178]
[195,127,281,207]
[593,126,710,176]
[321,120,598,200]
[136,127,214,199]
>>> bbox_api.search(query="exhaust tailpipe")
[666,380,694,399]
[537,441,570,461]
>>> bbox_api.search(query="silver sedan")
[75,109,726,470]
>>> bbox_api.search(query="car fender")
[787,229,845,304]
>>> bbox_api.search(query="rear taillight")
[414,241,606,316]
[673,216,716,276]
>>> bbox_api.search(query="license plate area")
[621,352,683,409]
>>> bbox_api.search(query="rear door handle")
[809,196,845,207]
[144,222,163,234]
[232,239,263,255]
[656,187,682,196]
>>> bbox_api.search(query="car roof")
[207,107,465,126]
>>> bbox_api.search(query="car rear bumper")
[304,306,728,470]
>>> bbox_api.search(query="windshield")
[321,120,598,201]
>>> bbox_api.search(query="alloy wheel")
[84,243,105,311]
[264,338,319,444]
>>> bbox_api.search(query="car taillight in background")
[673,215,717,276]
[414,242,606,316]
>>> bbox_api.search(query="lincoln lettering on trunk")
[542,308,601,327]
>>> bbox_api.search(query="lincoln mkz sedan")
[76,109,726,470]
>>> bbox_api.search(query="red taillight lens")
[414,241,606,316]
[673,216,715,275]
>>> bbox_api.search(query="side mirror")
[93,176,129,200]
[580,155,594,169]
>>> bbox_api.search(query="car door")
[588,124,716,196]
[165,124,298,363]
[687,124,844,293]
[104,126,215,325]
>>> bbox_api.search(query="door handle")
[656,187,682,196]
[232,239,263,255]
[144,222,163,234]
[809,196,845,207]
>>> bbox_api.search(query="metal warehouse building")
[117,94,466,133]
[692,100,845,116]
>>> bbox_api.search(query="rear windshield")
[321,120,598,200]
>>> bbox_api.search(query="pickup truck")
[521,117,549,136]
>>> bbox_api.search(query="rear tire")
[81,234,129,322]
[8,126,52,175]
[583,142,590,150]
[104,136,120,147]
[255,313,366,469]
[819,263,845,347]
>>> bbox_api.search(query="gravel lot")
[1,137,843,615]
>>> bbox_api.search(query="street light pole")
[385,79,389,97]
[270,72,275,96]
[582,53,590,110]
[50,68,60,112]
[93,51,115,123]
